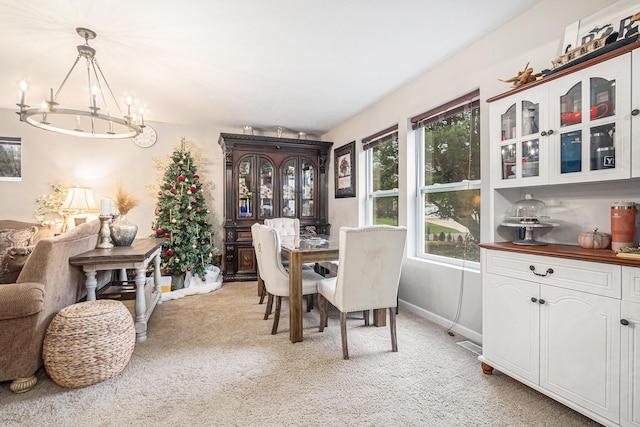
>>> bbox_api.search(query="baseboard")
[398,298,482,344]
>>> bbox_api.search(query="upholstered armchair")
[317,225,407,359]
[253,223,324,335]
[0,219,109,393]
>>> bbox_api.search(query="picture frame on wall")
[0,137,21,181]
[334,141,355,198]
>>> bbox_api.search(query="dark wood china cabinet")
[218,133,333,282]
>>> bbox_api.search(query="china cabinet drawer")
[485,249,621,298]
[622,266,640,303]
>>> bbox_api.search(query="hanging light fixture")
[16,27,147,139]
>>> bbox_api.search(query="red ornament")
[170,187,177,194]
[164,233,170,238]
[201,276,207,282]
[164,269,171,275]
[183,214,189,220]
[187,266,192,271]
[178,200,183,205]
[193,174,199,180]
[178,175,185,182]
[192,199,198,204]
[200,240,205,246]
[190,185,197,193]
[157,190,163,195]
[166,248,174,256]
[196,207,201,213]
[156,228,164,236]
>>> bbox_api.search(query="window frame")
[363,125,399,226]
[413,90,481,267]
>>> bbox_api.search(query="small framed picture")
[334,141,355,198]
[0,137,21,181]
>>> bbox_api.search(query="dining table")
[280,234,387,343]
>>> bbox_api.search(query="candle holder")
[96,214,114,249]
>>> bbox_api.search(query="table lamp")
[60,186,98,232]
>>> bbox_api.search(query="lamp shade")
[61,186,98,212]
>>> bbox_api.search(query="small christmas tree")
[153,138,218,288]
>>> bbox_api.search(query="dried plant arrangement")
[114,184,139,215]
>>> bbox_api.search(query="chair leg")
[389,307,398,352]
[306,294,314,312]
[363,310,370,326]
[258,278,266,304]
[318,293,327,332]
[264,293,274,320]
[271,296,282,335]
[340,311,349,360]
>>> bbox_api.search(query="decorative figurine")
[499,62,542,88]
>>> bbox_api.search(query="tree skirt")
[162,266,222,301]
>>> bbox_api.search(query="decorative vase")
[109,214,138,246]
[171,274,185,291]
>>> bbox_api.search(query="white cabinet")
[632,51,640,179]
[481,249,622,425]
[490,53,632,188]
[621,267,640,427]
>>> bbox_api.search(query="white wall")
[323,0,617,341]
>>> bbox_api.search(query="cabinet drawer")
[622,266,640,303]
[485,249,621,298]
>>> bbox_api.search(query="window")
[412,90,480,263]
[364,125,399,226]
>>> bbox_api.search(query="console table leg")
[153,252,162,305]
[134,267,147,342]
[83,268,98,301]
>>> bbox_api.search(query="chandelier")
[16,27,146,139]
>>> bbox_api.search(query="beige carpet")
[0,281,599,426]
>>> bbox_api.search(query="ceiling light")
[16,27,147,139]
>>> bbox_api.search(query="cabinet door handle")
[621,319,630,326]
[632,109,639,116]
[540,131,547,136]
[538,299,546,305]
[530,297,538,303]
[547,129,554,135]
[529,265,554,277]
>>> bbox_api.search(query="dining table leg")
[373,308,387,326]
[289,250,303,343]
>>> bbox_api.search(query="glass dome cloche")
[511,193,549,223]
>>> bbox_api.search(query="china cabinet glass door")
[301,158,314,218]
[237,157,253,218]
[281,159,296,217]
[259,157,274,218]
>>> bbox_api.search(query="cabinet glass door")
[500,103,516,141]
[281,159,296,217]
[259,157,274,218]
[301,158,314,218]
[589,77,616,172]
[237,157,253,218]
[551,53,630,183]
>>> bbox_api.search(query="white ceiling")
[0,0,541,137]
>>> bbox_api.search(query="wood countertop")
[479,242,640,267]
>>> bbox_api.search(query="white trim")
[398,298,483,344]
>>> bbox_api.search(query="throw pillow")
[0,226,37,258]
[0,246,35,284]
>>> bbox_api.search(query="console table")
[69,238,165,342]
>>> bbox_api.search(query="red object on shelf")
[561,103,610,125]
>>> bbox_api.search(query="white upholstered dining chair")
[253,223,325,335]
[317,225,407,359]
[255,218,299,304]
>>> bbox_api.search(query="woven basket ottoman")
[43,299,135,388]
